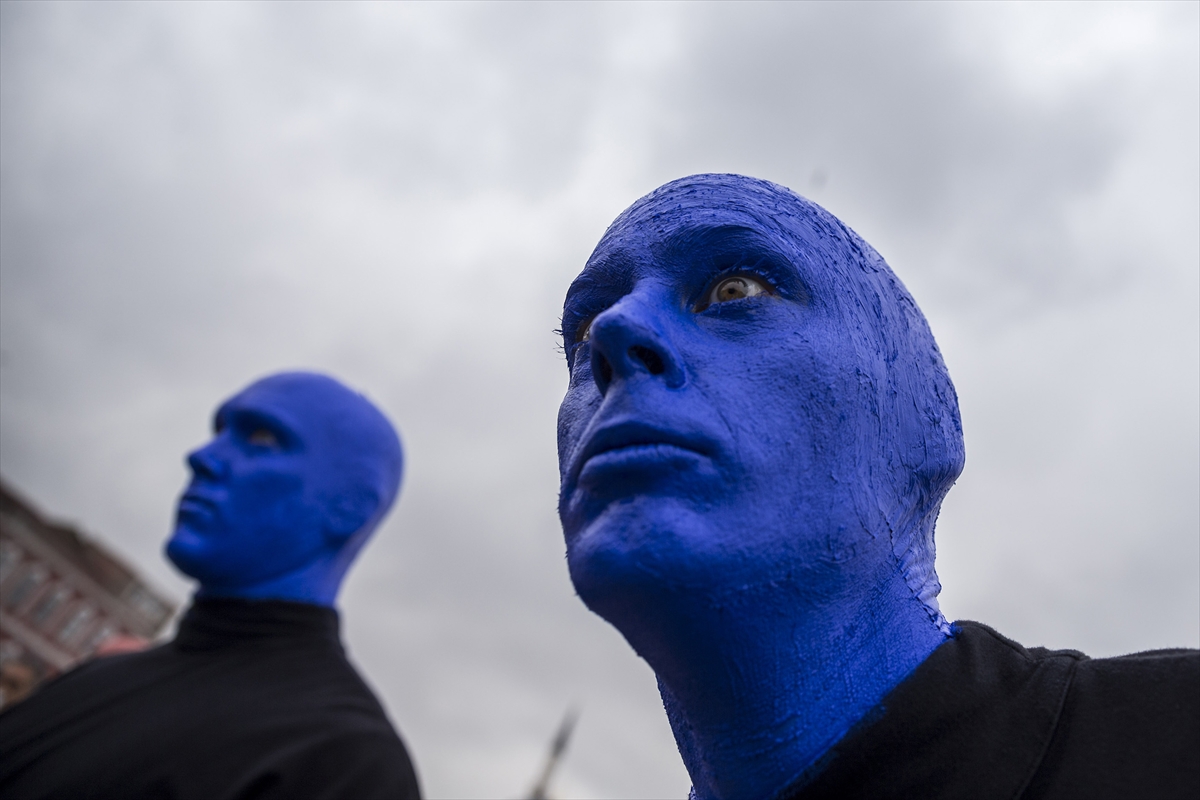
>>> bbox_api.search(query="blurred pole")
[527,707,580,800]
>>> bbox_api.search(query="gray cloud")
[2,3,1196,797]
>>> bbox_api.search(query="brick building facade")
[0,480,176,708]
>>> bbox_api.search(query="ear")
[324,486,381,543]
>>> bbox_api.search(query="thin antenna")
[527,706,580,800]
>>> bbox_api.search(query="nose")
[588,295,687,396]
[186,441,229,481]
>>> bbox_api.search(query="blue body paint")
[557,175,965,799]
[166,371,403,607]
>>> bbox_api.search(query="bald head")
[167,371,403,605]
[559,173,962,620]
[556,174,967,800]
[594,174,963,605]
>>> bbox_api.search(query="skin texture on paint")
[557,175,965,800]
[166,371,403,607]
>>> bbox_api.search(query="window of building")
[57,603,96,646]
[3,564,48,611]
[31,583,73,627]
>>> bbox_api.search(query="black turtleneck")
[781,621,1199,800]
[0,598,420,800]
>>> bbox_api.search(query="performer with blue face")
[558,175,1198,800]
[167,371,402,605]
[1,372,421,800]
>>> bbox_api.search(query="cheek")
[169,469,323,586]
[232,471,325,570]
[225,470,311,537]
[557,384,600,476]
[694,332,875,530]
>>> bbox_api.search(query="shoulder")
[1067,644,1200,722]
[265,647,397,724]
[253,727,422,800]
[912,621,1083,728]
[1023,642,1199,799]
[266,656,421,798]
[950,619,1085,663]
[783,622,1079,800]
[0,646,185,794]
[784,622,1199,800]
[953,622,1200,798]
[1,645,175,737]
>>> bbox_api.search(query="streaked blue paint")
[557,175,964,799]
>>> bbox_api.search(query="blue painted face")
[166,372,403,606]
[558,175,963,625]
[558,175,965,797]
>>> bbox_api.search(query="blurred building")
[0,479,176,709]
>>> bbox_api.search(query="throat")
[651,575,948,800]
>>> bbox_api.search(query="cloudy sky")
[1,3,1196,798]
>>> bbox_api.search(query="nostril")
[596,352,614,386]
[630,345,665,375]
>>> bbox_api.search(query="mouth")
[177,489,220,518]
[570,419,714,485]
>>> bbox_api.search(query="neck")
[639,567,946,800]
[197,555,347,607]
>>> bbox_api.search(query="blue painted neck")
[639,566,947,800]
[193,550,345,607]
[193,527,369,607]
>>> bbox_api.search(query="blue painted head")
[166,371,403,606]
[558,174,965,797]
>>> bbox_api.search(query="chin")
[165,529,228,584]
[566,492,869,623]
[566,496,745,613]
[165,535,205,579]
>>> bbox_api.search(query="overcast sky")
[1,3,1196,798]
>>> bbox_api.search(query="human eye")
[247,428,280,449]
[576,316,595,344]
[695,273,773,312]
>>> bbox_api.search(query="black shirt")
[784,621,1199,800]
[0,598,421,800]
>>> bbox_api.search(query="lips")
[176,488,222,519]
[569,419,715,486]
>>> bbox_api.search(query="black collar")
[172,596,343,653]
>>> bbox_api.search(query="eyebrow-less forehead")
[600,174,807,241]
[561,175,846,331]
[576,174,827,283]
[566,215,809,306]
[565,249,638,303]
[213,395,298,434]
[217,376,327,431]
